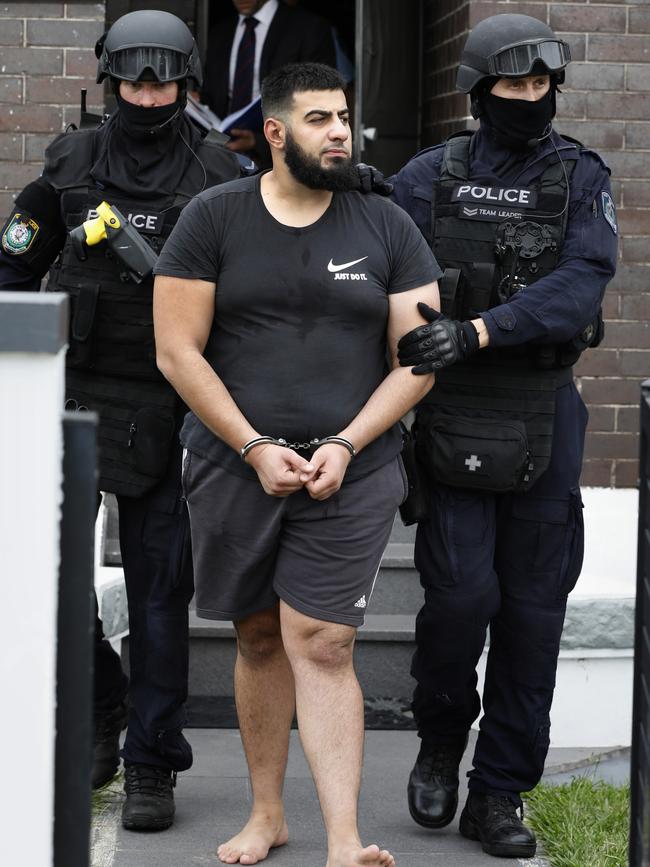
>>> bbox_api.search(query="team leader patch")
[601,191,617,236]
[2,212,40,255]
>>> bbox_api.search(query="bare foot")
[217,811,289,865]
[326,842,395,867]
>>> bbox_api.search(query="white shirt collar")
[238,0,278,28]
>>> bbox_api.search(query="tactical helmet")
[457,14,571,94]
[96,10,202,87]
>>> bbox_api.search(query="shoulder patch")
[2,213,40,255]
[600,191,617,235]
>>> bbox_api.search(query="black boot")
[122,763,177,831]
[459,792,537,858]
[407,736,468,828]
[92,701,128,789]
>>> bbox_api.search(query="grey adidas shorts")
[183,452,408,626]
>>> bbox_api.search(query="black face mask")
[482,89,554,151]
[115,91,183,139]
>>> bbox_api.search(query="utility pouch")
[416,412,534,493]
[398,423,430,526]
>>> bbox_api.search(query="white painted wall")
[473,487,639,748]
[0,350,65,865]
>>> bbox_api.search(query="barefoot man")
[153,62,441,866]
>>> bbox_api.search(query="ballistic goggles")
[487,39,571,77]
[106,46,191,82]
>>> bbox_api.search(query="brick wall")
[0,2,105,220]
[422,0,650,488]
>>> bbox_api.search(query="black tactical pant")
[411,383,587,804]
[94,439,194,771]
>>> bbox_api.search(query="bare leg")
[281,602,395,867]
[217,605,293,865]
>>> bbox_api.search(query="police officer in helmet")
[391,14,617,859]
[0,10,242,830]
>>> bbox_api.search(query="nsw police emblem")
[601,191,617,236]
[2,213,39,255]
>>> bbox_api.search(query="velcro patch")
[2,212,39,255]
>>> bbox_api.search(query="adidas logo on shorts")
[354,595,367,609]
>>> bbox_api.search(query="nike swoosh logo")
[327,256,368,273]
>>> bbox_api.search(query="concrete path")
[90,728,626,867]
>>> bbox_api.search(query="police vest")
[44,126,241,497]
[433,131,576,321]
[416,132,578,494]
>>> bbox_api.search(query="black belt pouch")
[417,413,533,493]
[398,423,430,525]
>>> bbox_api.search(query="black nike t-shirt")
[155,173,441,480]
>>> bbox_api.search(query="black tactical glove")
[397,303,480,374]
[356,163,393,196]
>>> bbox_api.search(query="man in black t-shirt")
[154,63,441,867]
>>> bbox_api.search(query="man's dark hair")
[261,62,346,121]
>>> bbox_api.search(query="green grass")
[524,778,629,867]
[91,771,123,817]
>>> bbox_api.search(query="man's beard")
[284,130,359,192]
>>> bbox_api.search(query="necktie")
[230,16,258,112]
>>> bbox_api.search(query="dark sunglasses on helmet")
[487,39,571,78]
[107,46,190,82]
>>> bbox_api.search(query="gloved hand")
[397,303,480,374]
[356,163,393,196]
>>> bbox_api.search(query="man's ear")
[264,117,285,150]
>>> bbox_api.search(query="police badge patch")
[601,191,617,236]
[1,213,40,255]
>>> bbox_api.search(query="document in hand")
[219,98,263,136]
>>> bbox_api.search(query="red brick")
[601,151,650,178]
[555,120,623,150]
[585,431,639,460]
[581,377,645,405]
[0,160,41,191]
[580,460,613,487]
[566,63,624,92]
[609,264,650,294]
[62,102,103,129]
[469,3,547,27]
[603,321,650,350]
[628,65,650,93]
[586,405,616,432]
[620,351,650,377]
[67,4,106,19]
[577,349,620,377]
[626,123,650,150]
[27,76,103,106]
[0,104,62,133]
[0,132,21,161]
[602,293,621,319]
[0,77,22,104]
[24,132,55,162]
[587,92,650,121]
[622,295,650,321]
[589,35,650,64]
[26,19,103,47]
[65,48,99,77]
[556,91,586,119]
[630,8,650,35]
[0,3,63,15]
[615,460,640,488]
[622,182,650,209]
[618,210,650,236]
[0,19,22,45]
[0,46,62,75]
[618,406,641,433]
[621,238,650,264]
[550,4,625,33]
